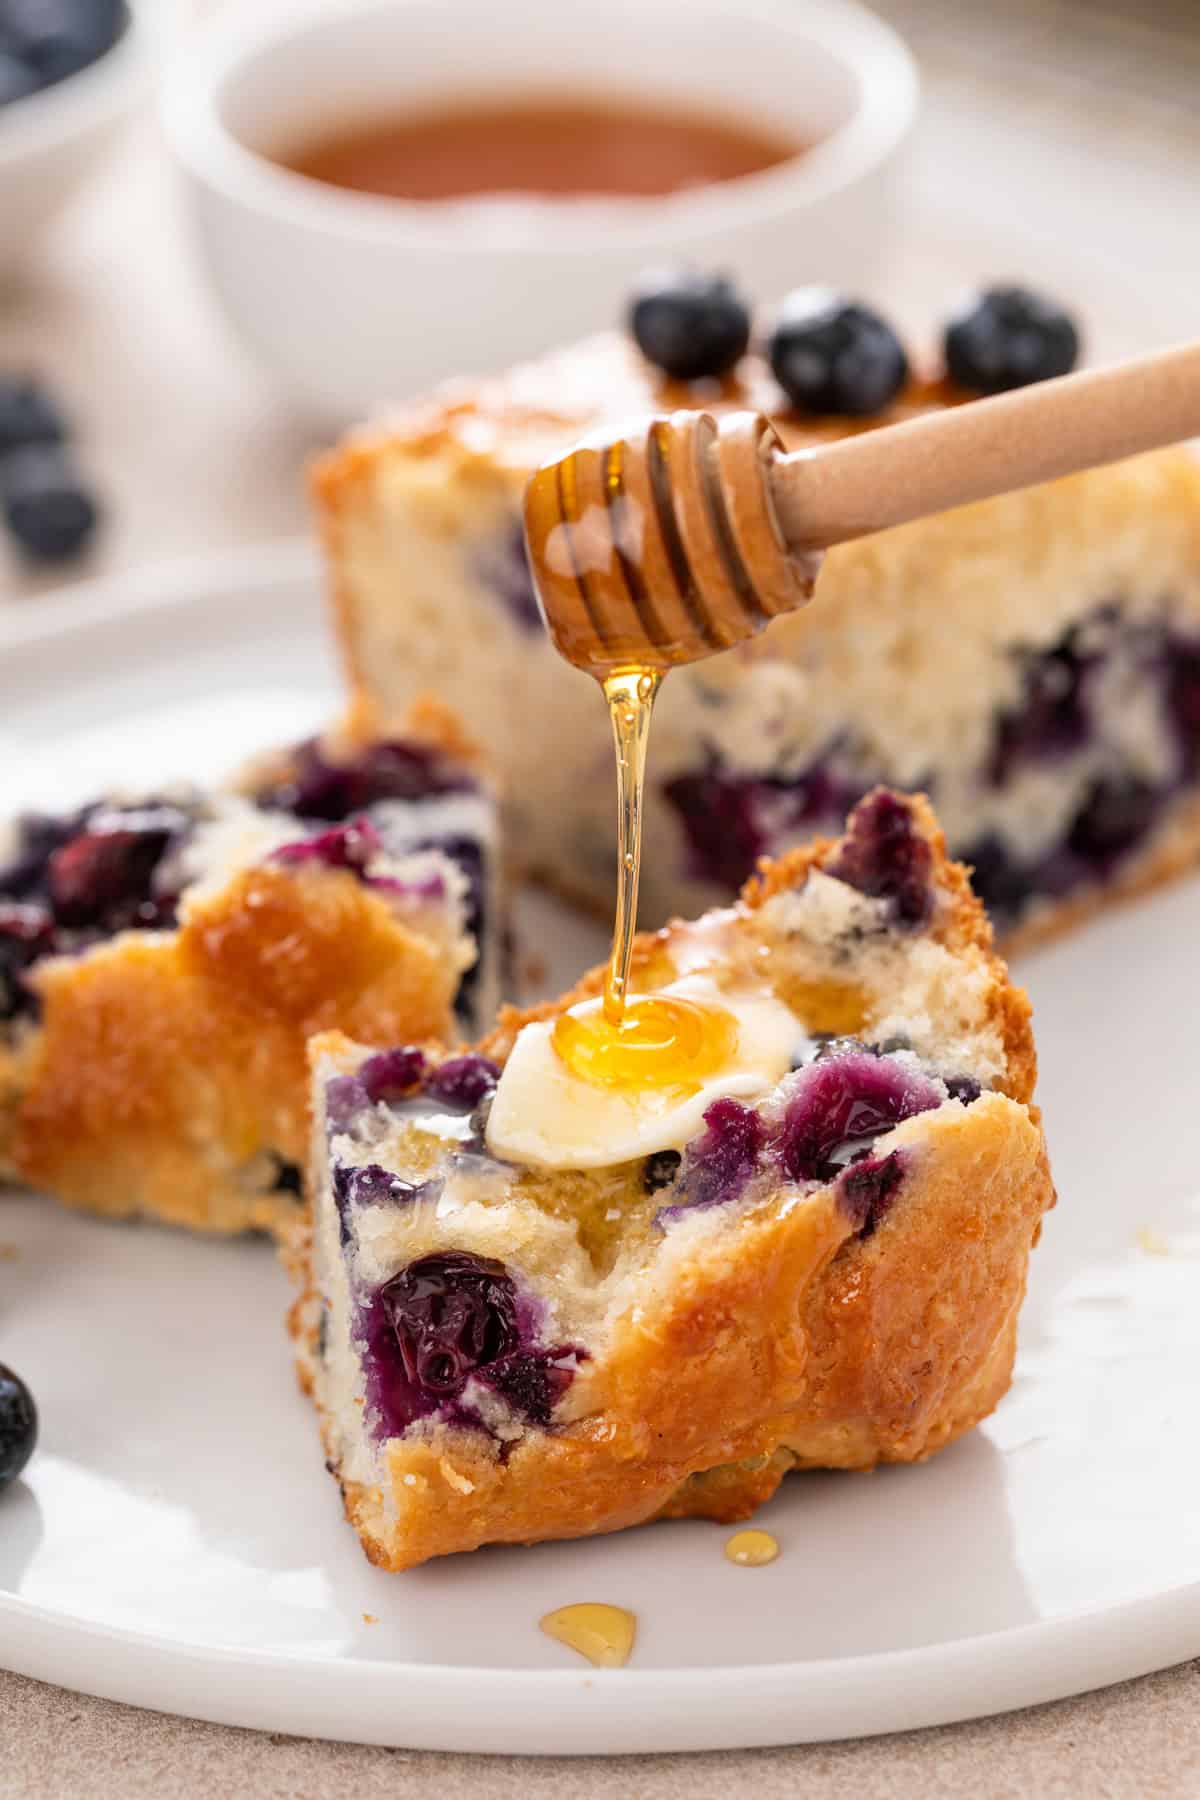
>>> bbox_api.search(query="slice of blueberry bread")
[314,327,1200,949]
[293,791,1053,1571]
[0,697,500,1235]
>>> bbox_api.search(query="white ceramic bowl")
[166,0,918,424]
[0,3,151,273]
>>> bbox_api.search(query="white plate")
[2,544,1200,1755]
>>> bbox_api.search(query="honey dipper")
[523,340,1200,671]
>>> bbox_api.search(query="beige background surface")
[4,1,1200,1792]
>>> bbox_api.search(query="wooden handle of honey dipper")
[523,341,1200,674]
[770,340,1200,549]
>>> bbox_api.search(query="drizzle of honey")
[540,1602,637,1668]
[550,664,738,1095]
[724,1529,780,1567]
[553,991,737,1093]
[603,667,661,1025]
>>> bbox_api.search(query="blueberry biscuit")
[0,697,500,1234]
[293,791,1053,1570]
[314,323,1200,948]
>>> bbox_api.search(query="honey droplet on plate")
[725,1529,780,1567]
[540,1602,637,1668]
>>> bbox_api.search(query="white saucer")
[2,544,1199,1753]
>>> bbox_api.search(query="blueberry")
[382,1251,518,1397]
[628,269,751,381]
[272,817,382,873]
[478,1350,576,1428]
[333,1161,426,1247]
[361,1251,582,1438]
[962,833,1029,926]
[989,626,1097,785]
[270,1156,304,1197]
[0,376,66,455]
[0,1363,37,1492]
[3,0,126,87]
[825,791,934,928]
[662,1097,764,1220]
[944,286,1080,392]
[324,1074,369,1134]
[664,755,853,893]
[1,444,98,562]
[425,1054,500,1112]
[472,521,542,633]
[839,1151,904,1236]
[0,901,54,1021]
[642,1149,681,1194]
[358,1046,427,1105]
[1067,774,1158,867]
[46,807,184,930]
[773,1043,942,1183]
[767,291,908,416]
[253,738,472,821]
[0,53,40,105]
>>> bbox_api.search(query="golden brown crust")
[298,799,1055,1570]
[310,334,967,496]
[324,1097,1050,1570]
[11,867,458,1235]
[1,700,480,1235]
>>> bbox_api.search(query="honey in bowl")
[277,96,805,202]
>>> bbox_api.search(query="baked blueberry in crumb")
[0,801,198,1016]
[253,739,473,821]
[767,291,908,415]
[273,817,382,873]
[479,1350,577,1428]
[334,1162,429,1246]
[774,1047,942,1184]
[385,1251,519,1398]
[664,755,854,891]
[668,1097,765,1217]
[360,1252,581,1438]
[642,1149,682,1194]
[825,792,934,927]
[944,286,1080,392]
[0,1364,37,1492]
[324,1074,370,1134]
[629,268,751,381]
[46,807,186,930]
[0,902,54,1021]
[425,1054,500,1111]
[839,1152,905,1236]
[270,1156,304,1197]
[472,521,542,632]
[359,1047,427,1104]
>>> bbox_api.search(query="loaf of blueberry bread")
[291,790,1054,1570]
[313,293,1200,949]
[0,698,500,1234]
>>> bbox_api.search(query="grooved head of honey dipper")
[522,410,819,677]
